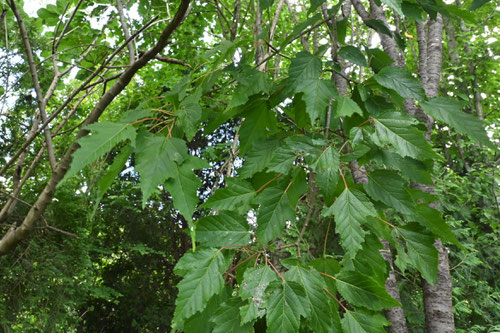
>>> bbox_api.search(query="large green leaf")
[288,52,322,91]
[135,132,188,206]
[336,270,401,310]
[372,112,439,161]
[164,156,208,221]
[338,45,367,67]
[172,248,230,328]
[176,100,202,141]
[97,144,132,200]
[239,139,280,179]
[266,281,311,333]
[336,96,364,118]
[394,223,438,283]
[239,97,277,154]
[284,266,336,333]
[374,67,425,100]
[364,170,415,214]
[211,297,254,333]
[255,187,295,244]
[63,122,136,181]
[380,0,403,16]
[341,310,391,333]
[229,67,271,109]
[322,189,377,256]
[201,178,256,213]
[296,79,337,122]
[312,146,340,204]
[375,150,433,184]
[196,212,250,247]
[420,97,495,149]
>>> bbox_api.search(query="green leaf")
[341,310,391,333]
[406,205,461,248]
[395,223,438,283]
[255,187,295,244]
[172,248,230,327]
[374,67,425,100]
[176,101,202,141]
[240,266,277,324]
[338,46,367,67]
[164,156,208,221]
[372,112,439,161]
[336,96,364,118]
[380,0,403,16]
[284,266,335,333]
[201,178,256,213]
[420,97,495,149]
[211,297,254,333]
[402,2,424,21]
[266,281,311,333]
[196,212,250,247]
[135,132,188,206]
[323,189,377,256]
[63,122,136,182]
[239,97,277,154]
[288,52,322,91]
[336,270,401,310]
[347,234,388,281]
[375,150,433,184]
[267,136,317,174]
[239,139,280,179]
[260,0,274,10]
[470,0,490,10]
[364,170,415,214]
[97,144,131,200]
[312,145,340,172]
[366,48,394,73]
[228,67,271,109]
[296,79,337,122]
[312,146,340,204]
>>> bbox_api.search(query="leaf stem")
[323,287,348,311]
[339,168,348,189]
[267,256,285,282]
[358,118,374,127]
[323,219,332,258]
[378,217,396,228]
[256,173,283,193]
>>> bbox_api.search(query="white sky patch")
[24,0,56,17]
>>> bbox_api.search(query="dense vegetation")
[0,0,498,332]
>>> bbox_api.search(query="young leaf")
[288,52,322,91]
[372,112,439,161]
[322,189,377,256]
[164,156,208,221]
[284,266,336,333]
[420,97,495,149]
[135,132,188,207]
[196,212,250,247]
[266,281,311,333]
[255,187,295,244]
[341,310,391,333]
[336,270,401,310]
[374,66,426,100]
[394,223,438,283]
[364,170,415,214]
[63,122,136,182]
[201,178,256,214]
[172,248,230,327]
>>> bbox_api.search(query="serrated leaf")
[196,212,250,247]
[420,97,495,149]
[375,150,433,184]
[372,112,439,160]
[323,189,377,256]
[267,136,317,174]
[336,96,364,118]
[395,223,438,283]
[287,168,308,208]
[240,266,277,324]
[176,101,202,141]
[341,310,391,333]
[296,79,337,122]
[164,156,208,221]
[229,67,271,109]
[239,97,277,154]
[211,297,254,333]
[336,270,401,310]
[135,132,188,207]
[364,170,415,214]
[63,122,136,182]
[255,187,295,244]
[284,266,335,332]
[97,144,131,200]
[172,248,230,327]
[338,45,367,67]
[239,139,280,179]
[266,281,311,333]
[288,52,322,91]
[374,67,425,100]
[366,48,394,73]
[346,234,387,281]
[406,205,461,248]
[201,178,256,213]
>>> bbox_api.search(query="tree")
[0,0,497,331]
